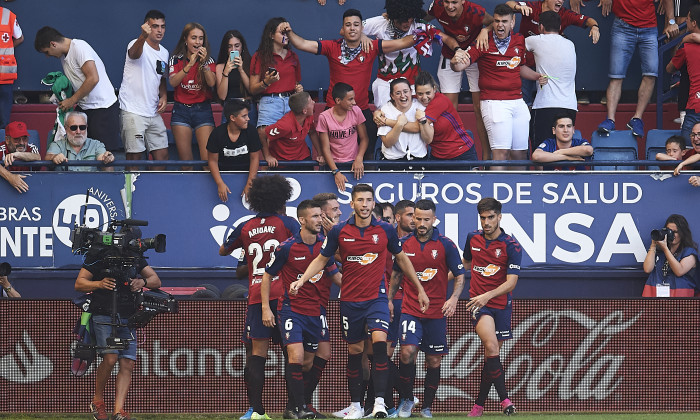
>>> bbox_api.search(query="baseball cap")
[6,121,29,138]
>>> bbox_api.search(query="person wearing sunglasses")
[45,111,114,171]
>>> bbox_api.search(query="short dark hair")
[690,4,700,24]
[34,26,64,51]
[390,78,411,95]
[415,199,436,213]
[372,205,384,219]
[666,135,686,149]
[332,82,354,102]
[414,70,438,89]
[385,0,427,21]
[552,113,574,128]
[224,99,249,121]
[289,91,311,114]
[394,200,415,215]
[297,199,321,218]
[539,11,561,32]
[493,3,515,17]
[144,9,165,23]
[343,8,363,22]
[313,192,338,206]
[248,175,293,214]
[477,197,502,214]
[351,183,375,199]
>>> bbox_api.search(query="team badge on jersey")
[432,249,438,259]
[495,249,502,258]
[372,234,379,244]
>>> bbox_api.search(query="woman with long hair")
[643,214,698,297]
[250,17,303,167]
[169,22,216,170]
[215,30,256,125]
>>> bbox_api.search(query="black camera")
[0,262,10,276]
[71,219,166,255]
[651,227,675,242]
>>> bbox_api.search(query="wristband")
[262,81,270,88]
[591,24,599,28]
[3,286,11,292]
[143,277,148,288]
[331,169,340,176]
[419,118,428,125]
[222,73,229,77]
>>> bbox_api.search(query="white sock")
[351,402,362,410]
[374,397,385,407]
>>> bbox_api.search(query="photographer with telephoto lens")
[642,214,699,297]
[0,262,20,298]
[74,225,161,420]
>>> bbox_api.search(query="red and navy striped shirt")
[425,92,475,159]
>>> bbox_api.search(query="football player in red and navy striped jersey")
[219,175,300,419]
[462,197,521,417]
[295,184,428,419]
[262,199,340,419]
[389,199,466,417]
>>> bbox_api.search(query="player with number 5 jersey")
[219,175,300,419]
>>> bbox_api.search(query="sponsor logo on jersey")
[347,253,378,265]
[417,268,438,282]
[471,247,481,251]
[496,56,521,69]
[269,128,280,136]
[405,252,416,256]
[509,264,521,270]
[343,238,356,242]
[294,256,306,261]
[297,270,323,283]
[473,264,501,276]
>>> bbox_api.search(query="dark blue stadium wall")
[13,0,638,93]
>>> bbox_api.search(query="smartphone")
[230,50,240,69]
[268,67,277,74]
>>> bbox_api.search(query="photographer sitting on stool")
[0,263,20,298]
[74,228,161,420]
[642,214,698,297]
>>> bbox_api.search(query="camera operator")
[0,263,20,298]
[642,214,699,297]
[74,230,161,420]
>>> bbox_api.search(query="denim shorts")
[609,18,658,79]
[171,101,215,130]
[257,95,290,127]
[92,314,137,360]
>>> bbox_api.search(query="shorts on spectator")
[278,303,321,352]
[120,110,168,154]
[171,101,215,130]
[438,55,479,93]
[398,313,448,354]
[79,101,123,151]
[481,99,530,150]
[92,314,137,360]
[608,18,658,79]
[470,304,513,341]
[340,296,390,343]
[241,301,281,345]
[257,95,290,127]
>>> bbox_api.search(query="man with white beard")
[45,111,114,171]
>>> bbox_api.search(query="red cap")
[6,121,29,138]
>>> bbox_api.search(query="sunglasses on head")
[68,125,87,131]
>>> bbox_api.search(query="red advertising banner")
[1,299,698,413]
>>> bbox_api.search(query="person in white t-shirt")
[374,78,428,162]
[525,11,577,151]
[35,26,122,152]
[119,10,169,170]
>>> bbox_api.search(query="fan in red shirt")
[462,198,522,417]
[264,91,322,169]
[219,175,300,419]
[294,184,428,419]
[451,4,545,170]
[388,199,466,418]
[508,0,599,42]
[282,9,415,161]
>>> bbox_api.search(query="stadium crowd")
[1,0,699,196]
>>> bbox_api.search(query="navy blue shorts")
[278,304,321,352]
[319,306,330,343]
[340,296,390,343]
[92,314,137,360]
[398,313,448,355]
[242,301,281,345]
[387,298,402,344]
[470,303,513,341]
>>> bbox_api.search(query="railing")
[656,22,688,129]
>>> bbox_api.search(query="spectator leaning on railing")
[531,114,593,170]
[44,111,114,171]
[0,121,40,192]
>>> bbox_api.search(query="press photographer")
[0,262,20,298]
[642,214,699,297]
[74,223,162,420]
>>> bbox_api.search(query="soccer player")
[389,199,465,418]
[220,175,301,420]
[462,197,521,417]
[296,184,429,419]
[262,200,340,419]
